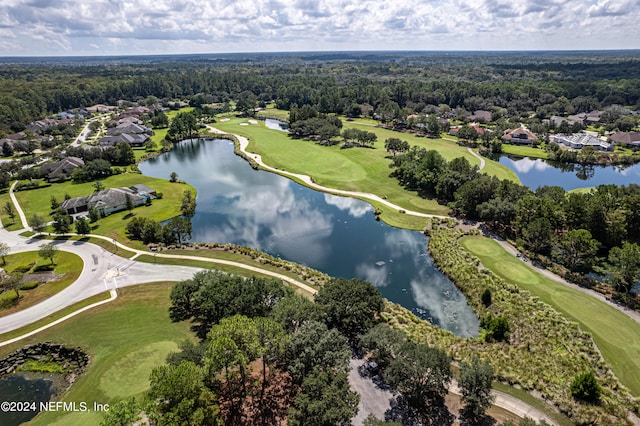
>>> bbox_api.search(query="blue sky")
[1,0,639,56]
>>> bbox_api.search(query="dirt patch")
[23,271,64,283]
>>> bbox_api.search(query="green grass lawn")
[13,173,195,250]
[0,189,22,231]
[256,104,290,120]
[501,144,549,159]
[0,282,194,426]
[460,235,640,396]
[0,251,82,316]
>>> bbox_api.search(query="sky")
[0,0,639,56]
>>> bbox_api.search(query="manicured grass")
[460,235,640,396]
[0,292,111,343]
[0,251,83,316]
[13,173,195,251]
[0,189,22,231]
[0,282,195,426]
[212,117,450,217]
[256,104,290,120]
[501,144,550,159]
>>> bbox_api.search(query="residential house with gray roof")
[61,185,154,216]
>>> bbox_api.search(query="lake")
[140,138,479,337]
[499,156,640,191]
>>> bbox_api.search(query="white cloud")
[0,0,638,55]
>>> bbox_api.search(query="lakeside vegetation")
[418,224,638,425]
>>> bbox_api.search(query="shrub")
[571,371,601,404]
[19,282,39,290]
[481,288,492,307]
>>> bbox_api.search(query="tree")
[165,217,192,244]
[552,229,600,271]
[125,193,134,213]
[181,190,196,218]
[3,201,16,223]
[288,369,359,426]
[0,242,9,265]
[114,142,135,165]
[570,371,601,404]
[2,141,13,157]
[39,242,58,265]
[29,214,47,233]
[314,277,384,341]
[100,397,141,426]
[384,138,409,156]
[93,180,105,192]
[385,341,451,412]
[50,195,60,211]
[1,272,23,298]
[270,294,323,333]
[286,321,350,383]
[456,125,479,142]
[169,270,291,339]
[169,171,179,183]
[481,313,510,342]
[52,210,71,234]
[360,323,406,369]
[147,361,220,425]
[597,242,640,293]
[458,356,495,421]
[481,288,492,307]
[88,207,100,223]
[75,217,91,235]
[205,315,261,399]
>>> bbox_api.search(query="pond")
[0,375,54,425]
[140,139,479,337]
[499,156,640,191]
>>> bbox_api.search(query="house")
[502,127,538,145]
[39,157,85,181]
[567,111,603,125]
[99,133,150,148]
[553,133,614,152]
[61,186,153,216]
[86,104,117,113]
[107,122,152,136]
[468,110,492,122]
[609,131,640,148]
[449,124,486,136]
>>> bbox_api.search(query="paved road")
[0,228,203,334]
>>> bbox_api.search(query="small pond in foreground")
[499,156,640,191]
[140,139,479,337]
[0,375,54,425]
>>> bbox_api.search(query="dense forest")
[1,52,640,134]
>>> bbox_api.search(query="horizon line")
[2,48,640,59]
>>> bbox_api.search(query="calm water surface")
[500,156,640,190]
[0,375,54,425]
[140,139,479,337]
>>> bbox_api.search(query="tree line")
[2,53,640,134]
